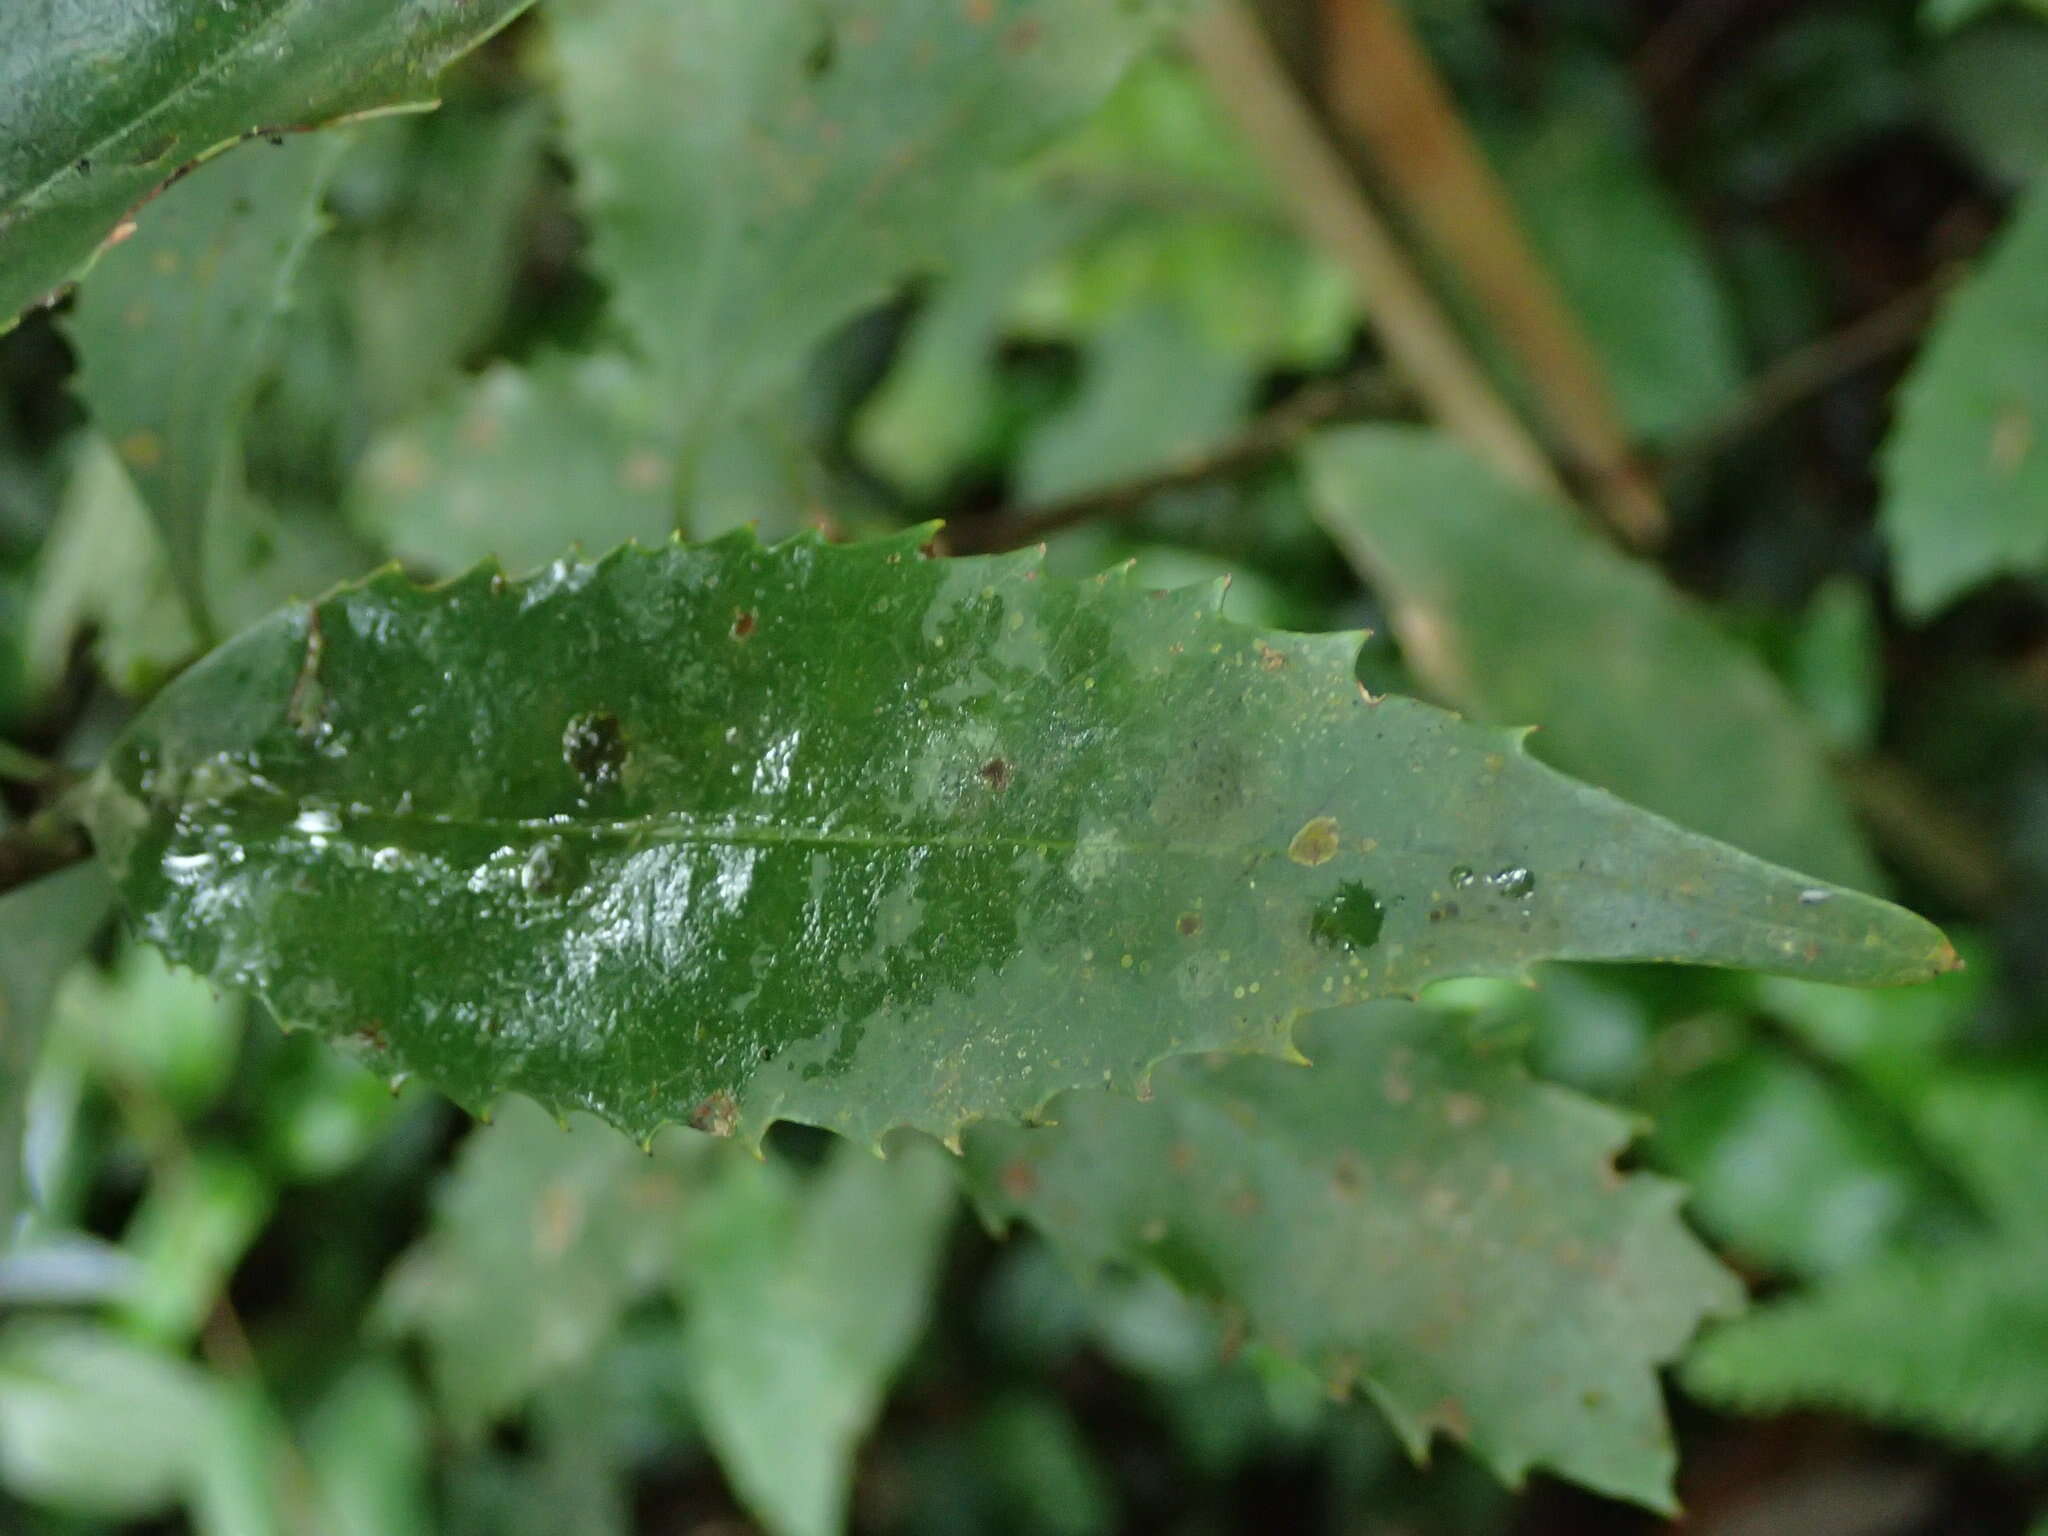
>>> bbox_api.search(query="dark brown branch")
[951,369,1409,554]
[1662,271,1953,476]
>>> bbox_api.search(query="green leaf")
[1925,0,2048,30]
[673,1139,956,1536]
[1686,1241,2048,1452]
[1496,61,1742,443]
[962,1005,1745,1511]
[1685,1072,2048,1452]
[853,184,1097,499]
[0,865,112,1239]
[1305,425,1882,891]
[1786,576,1883,754]
[25,436,200,700]
[377,1098,703,1433]
[1015,303,1254,504]
[1931,19,2048,185]
[1651,1045,1944,1279]
[345,98,551,422]
[66,132,347,638]
[1008,53,1354,368]
[112,1148,273,1346]
[546,0,1177,447]
[0,1318,221,1517]
[86,530,1953,1148]
[303,1361,434,1536]
[0,0,532,330]
[348,354,677,577]
[1882,175,2048,616]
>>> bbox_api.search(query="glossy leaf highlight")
[86,531,1954,1148]
[0,0,532,329]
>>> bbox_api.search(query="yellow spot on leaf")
[1288,816,1341,866]
[118,430,163,470]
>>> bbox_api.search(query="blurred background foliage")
[4,0,2048,1530]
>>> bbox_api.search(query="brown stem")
[1837,753,2008,918]
[1662,271,1953,476]
[1183,2,1564,502]
[1320,0,1667,550]
[954,369,1409,553]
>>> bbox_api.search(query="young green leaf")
[0,865,113,1238]
[546,0,1178,449]
[963,1006,1744,1511]
[67,134,347,639]
[0,0,531,330]
[1686,1069,2048,1454]
[85,531,1953,1149]
[0,1319,222,1518]
[377,1099,702,1433]
[1882,175,2048,616]
[1305,425,1882,891]
[348,354,676,578]
[673,1140,956,1536]
[1495,63,1741,443]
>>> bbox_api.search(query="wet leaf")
[1882,175,2048,616]
[1306,426,1882,891]
[0,0,531,330]
[546,0,1177,450]
[86,530,1953,1147]
[0,865,113,1239]
[67,133,347,637]
[963,1006,1745,1511]
[674,1139,956,1536]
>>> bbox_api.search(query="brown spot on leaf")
[533,1181,584,1257]
[1992,405,2034,476]
[731,609,758,640]
[687,1092,739,1137]
[1176,911,1203,936]
[1423,1398,1471,1442]
[998,1159,1038,1200]
[1442,1093,1485,1129]
[978,756,1011,789]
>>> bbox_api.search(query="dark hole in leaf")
[562,711,627,790]
[1310,881,1385,953]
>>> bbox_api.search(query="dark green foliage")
[4,1,2047,1532]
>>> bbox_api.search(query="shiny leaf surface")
[964,1006,1744,1510]
[86,531,1954,1147]
[0,0,531,329]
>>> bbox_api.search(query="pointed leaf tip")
[88,533,1952,1148]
